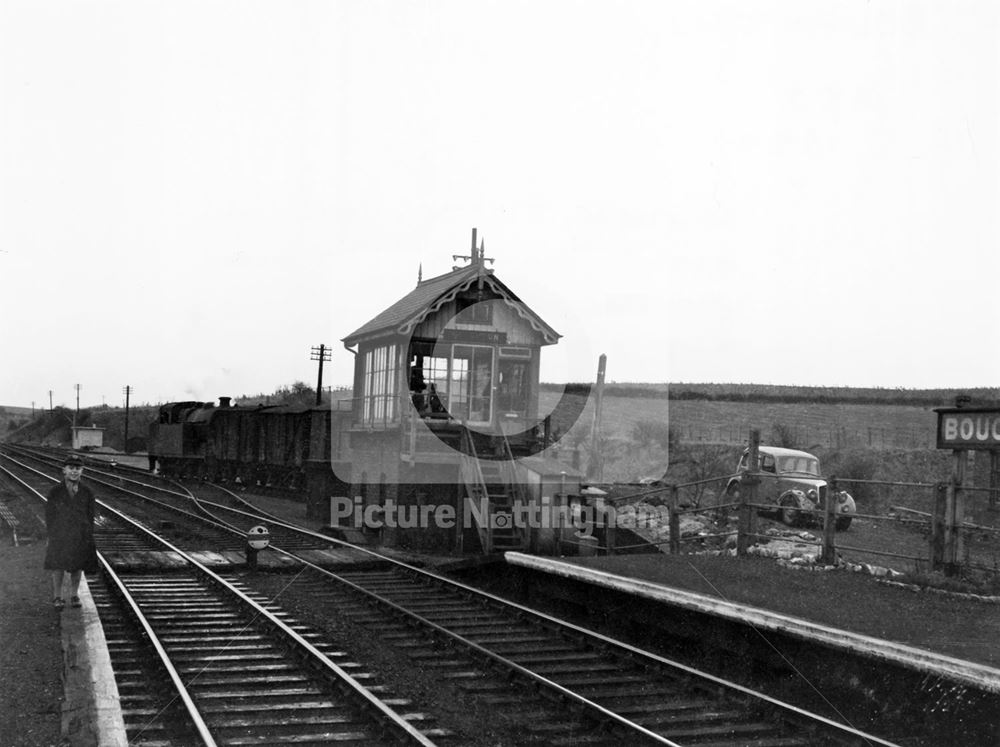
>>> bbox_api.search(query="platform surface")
[506,551,1000,694]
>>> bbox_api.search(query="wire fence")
[562,471,1000,579]
[673,423,936,450]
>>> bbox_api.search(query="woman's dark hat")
[64,455,84,466]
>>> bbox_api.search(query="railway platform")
[505,552,1000,695]
[0,542,116,747]
[60,577,127,746]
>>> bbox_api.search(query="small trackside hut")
[339,229,582,554]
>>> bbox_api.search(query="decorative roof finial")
[452,228,495,269]
[417,262,422,284]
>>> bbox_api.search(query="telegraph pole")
[49,390,53,413]
[74,383,81,427]
[310,345,331,406]
[122,386,132,453]
[587,354,607,482]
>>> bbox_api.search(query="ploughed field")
[540,391,939,450]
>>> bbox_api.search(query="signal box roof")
[342,262,559,347]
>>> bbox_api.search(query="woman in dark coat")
[45,454,97,609]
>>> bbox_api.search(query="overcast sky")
[1,1,997,409]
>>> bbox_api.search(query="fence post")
[669,485,680,554]
[943,480,956,574]
[947,450,968,575]
[604,496,616,555]
[929,483,946,571]
[737,429,760,557]
[990,452,999,510]
[821,475,837,565]
[554,491,563,554]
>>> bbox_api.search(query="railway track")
[3,445,357,560]
[243,560,901,746]
[89,561,442,746]
[177,482,902,744]
[2,445,902,745]
[0,451,442,746]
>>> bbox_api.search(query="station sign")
[440,328,508,344]
[936,407,1000,449]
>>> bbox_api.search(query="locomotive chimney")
[219,396,232,408]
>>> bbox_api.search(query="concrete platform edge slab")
[59,576,127,747]
[505,551,1000,694]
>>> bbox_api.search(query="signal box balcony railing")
[335,392,552,463]
[337,392,463,429]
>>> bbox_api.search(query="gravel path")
[0,541,64,747]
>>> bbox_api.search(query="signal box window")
[449,345,493,424]
[361,344,398,425]
[422,356,450,416]
[497,359,529,418]
[456,297,492,325]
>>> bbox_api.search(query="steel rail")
[0,457,218,746]
[208,481,288,522]
[192,498,901,746]
[200,510,680,745]
[4,445,902,744]
[6,444,198,503]
[1,450,251,544]
[321,566,900,747]
[96,510,439,746]
[1,451,438,746]
[96,554,219,746]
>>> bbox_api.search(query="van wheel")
[779,494,802,527]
